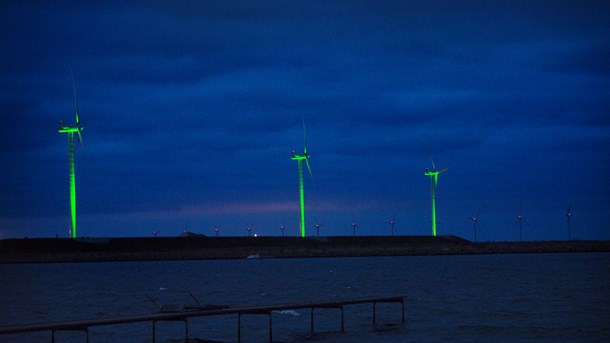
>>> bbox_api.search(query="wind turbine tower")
[290,117,312,237]
[58,72,84,238]
[516,205,529,241]
[315,222,322,237]
[424,151,447,236]
[351,221,358,237]
[388,218,396,236]
[471,208,481,242]
[566,205,572,240]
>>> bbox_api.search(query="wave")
[273,309,302,316]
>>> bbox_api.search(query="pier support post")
[372,297,405,325]
[340,305,344,333]
[237,310,273,343]
[268,312,272,342]
[152,317,188,343]
[237,313,241,343]
[373,301,377,325]
[310,305,344,333]
[310,308,314,332]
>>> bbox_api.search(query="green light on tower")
[58,72,84,238]
[291,117,312,237]
[424,154,447,236]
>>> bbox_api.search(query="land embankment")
[1,236,609,263]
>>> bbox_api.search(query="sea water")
[1,253,609,342]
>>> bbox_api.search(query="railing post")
[184,318,188,343]
[373,301,377,325]
[0,296,406,343]
[340,306,344,333]
[237,313,241,343]
[310,308,314,332]
[268,312,273,343]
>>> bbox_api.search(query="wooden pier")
[0,296,404,342]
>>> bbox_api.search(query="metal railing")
[0,296,405,343]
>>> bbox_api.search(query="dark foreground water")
[1,253,609,342]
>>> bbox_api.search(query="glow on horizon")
[134,201,299,217]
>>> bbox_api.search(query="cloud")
[1,1,609,239]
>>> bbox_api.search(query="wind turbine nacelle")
[58,125,81,133]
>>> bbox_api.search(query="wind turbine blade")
[422,142,436,170]
[305,158,313,177]
[77,131,83,145]
[567,205,571,215]
[70,69,80,125]
[438,168,449,174]
[301,115,307,154]
[476,207,481,218]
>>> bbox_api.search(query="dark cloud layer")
[1,1,609,239]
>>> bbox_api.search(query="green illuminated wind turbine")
[58,72,84,238]
[424,153,447,237]
[291,117,312,237]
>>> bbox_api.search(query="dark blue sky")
[1,1,609,240]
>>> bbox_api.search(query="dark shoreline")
[1,235,609,263]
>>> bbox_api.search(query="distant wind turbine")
[516,205,529,241]
[246,225,253,237]
[314,218,323,237]
[58,71,84,238]
[290,116,313,237]
[280,221,286,237]
[471,208,481,242]
[388,217,396,236]
[214,226,220,237]
[152,229,160,238]
[423,148,447,236]
[351,221,358,237]
[566,205,572,240]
